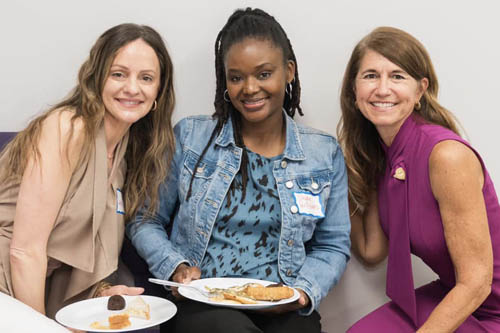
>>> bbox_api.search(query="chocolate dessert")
[107,295,126,310]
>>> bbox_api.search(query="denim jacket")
[127,113,351,315]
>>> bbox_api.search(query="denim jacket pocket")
[296,174,331,195]
[294,173,331,241]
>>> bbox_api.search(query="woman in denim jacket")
[127,8,350,333]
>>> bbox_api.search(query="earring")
[285,83,293,101]
[151,100,158,111]
[223,89,230,103]
[415,101,421,111]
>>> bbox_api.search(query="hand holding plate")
[169,264,201,298]
[99,285,144,298]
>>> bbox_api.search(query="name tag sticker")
[116,188,125,215]
[293,192,325,218]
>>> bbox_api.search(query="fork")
[148,278,213,298]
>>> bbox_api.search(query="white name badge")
[116,188,125,215]
[293,192,325,218]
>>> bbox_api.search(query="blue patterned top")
[201,149,282,282]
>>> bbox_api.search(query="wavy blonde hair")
[0,23,175,221]
[337,26,460,210]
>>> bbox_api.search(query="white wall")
[2,1,499,331]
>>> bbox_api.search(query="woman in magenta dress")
[338,27,500,332]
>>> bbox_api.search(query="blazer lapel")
[92,125,108,242]
[61,125,108,301]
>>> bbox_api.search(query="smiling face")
[224,38,295,128]
[354,49,428,145]
[102,38,160,130]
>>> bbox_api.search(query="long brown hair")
[0,23,175,221]
[337,26,460,210]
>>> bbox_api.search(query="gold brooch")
[393,167,406,180]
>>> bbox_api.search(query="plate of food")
[55,295,176,332]
[177,277,299,310]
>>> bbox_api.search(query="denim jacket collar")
[214,110,306,161]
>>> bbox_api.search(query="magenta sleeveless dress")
[348,114,500,332]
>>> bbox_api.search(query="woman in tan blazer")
[0,23,175,318]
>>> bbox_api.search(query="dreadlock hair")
[186,7,302,201]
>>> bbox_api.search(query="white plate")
[178,277,299,310]
[55,295,176,332]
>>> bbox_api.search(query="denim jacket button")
[290,205,298,214]
[287,239,294,246]
[285,181,293,189]
[311,182,319,190]
[196,166,204,174]
[286,269,293,276]
[280,160,287,169]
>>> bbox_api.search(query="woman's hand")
[172,264,201,283]
[98,285,144,297]
[67,328,84,333]
[349,192,388,266]
[170,264,201,298]
[257,288,309,315]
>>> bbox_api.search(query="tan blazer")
[0,124,128,317]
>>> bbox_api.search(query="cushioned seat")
[0,132,16,151]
